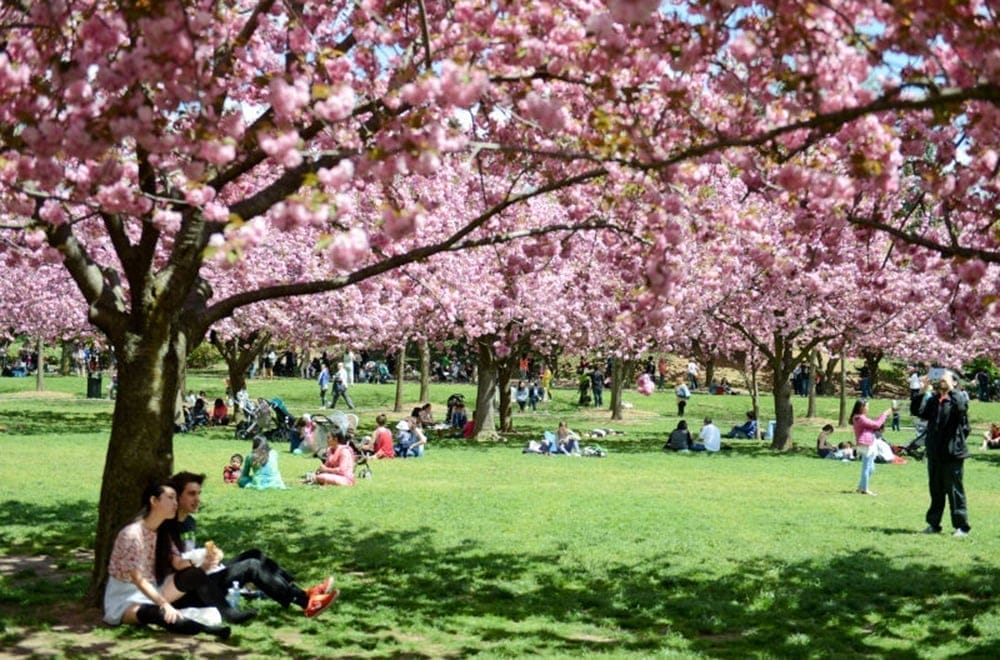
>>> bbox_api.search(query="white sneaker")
[953,529,970,537]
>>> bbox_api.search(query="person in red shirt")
[360,414,395,459]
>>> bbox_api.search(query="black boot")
[136,604,232,640]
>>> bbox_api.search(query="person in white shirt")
[692,417,722,452]
[686,361,699,390]
[908,370,922,398]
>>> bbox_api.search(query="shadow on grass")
[0,408,113,436]
[3,501,999,657]
[179,513,1000,656]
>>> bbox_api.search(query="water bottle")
[226,581,241,609]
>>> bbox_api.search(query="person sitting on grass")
[395,419,427,458]
[167,472,337,620]
[102,481,231,639]
[664,420,693,451]
[554,421,581,455]
[222,454,242,483]
[210,398,229,426]
[238,436,287,489]
[692,417,722,452]
[359,414,395,458]
[816,424,838,458]
[982,423,1000,450]
[723,411,757,439]
[312,430,356,486]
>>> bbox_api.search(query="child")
[890,404,901,432]
[223,454,242,483]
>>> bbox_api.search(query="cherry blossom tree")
[1,0,996,599]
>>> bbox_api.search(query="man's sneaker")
[922,526,942,534]
[306,576,334,598]
[304,590,339,618]
[953,528,970,537]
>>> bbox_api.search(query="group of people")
[103,471,339,639]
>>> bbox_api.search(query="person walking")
[317,363,330,407]
[850,399,891,496]
[329,362,355,410]
[911,371,972,536]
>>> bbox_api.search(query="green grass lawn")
[2,372,1000,658]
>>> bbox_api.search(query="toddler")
[223,453,243,483]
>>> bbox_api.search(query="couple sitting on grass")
[664,418,727,452]
[103,471,338,640]
[524,421,581,455]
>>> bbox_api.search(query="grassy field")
[2,372,1000,658]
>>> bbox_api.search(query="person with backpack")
[912,371,972,536]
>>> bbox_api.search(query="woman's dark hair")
[849,399,866,423]
[214,398,225,407]
[251,436,270,468]
[677,420,688,430]
[140,481,172,510]
[155,519,181,584]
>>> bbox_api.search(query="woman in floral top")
[103,482,230,638]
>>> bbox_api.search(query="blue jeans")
[858,448,876,491]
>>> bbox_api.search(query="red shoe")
[306,576,334,598]
[304,589,339,618]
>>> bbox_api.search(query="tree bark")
[497,357,514,433]
[471,337,500,441]
[209,330,270,423]
[60,339,73,376]
[806,350,818,418]
[419,338,430,403]
[393,347,405,413]
[838,345,848,427]
[35,337,45,392]
[609,357,630,421]
[89,328,188,603]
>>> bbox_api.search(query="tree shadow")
[4,500,999,656]
[0,409,114,436]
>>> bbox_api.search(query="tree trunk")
[769,337,796,451]
[862,348,884,398]
[823,352,839,396]
[419,339,430,403]
[471,337,500,441]
[609,357,628,421]
[838,345,848,427]
[35,337,45,392]
[497,358,514,433]
[60,339,74,376]
[89,329,188,603]
[806,350,818,418]
[210,330,269,423]
[393,347,405,413]
[703,355,716,393]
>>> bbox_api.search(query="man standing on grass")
[910,372,972,537]
[168,471,338,618]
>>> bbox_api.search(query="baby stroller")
[235,398,274,440]
[312,412,372,480]
[902,420,927,461]
[265,397,296,444]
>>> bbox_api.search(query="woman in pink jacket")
[851,399,892,496]
[315,431,356,487]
